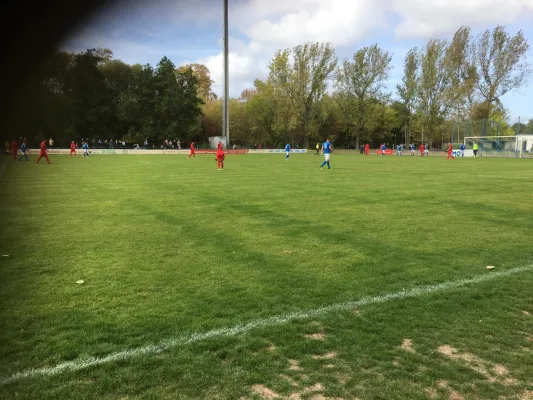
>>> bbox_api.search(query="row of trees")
[8,49,204,147]
[7,25,532,148]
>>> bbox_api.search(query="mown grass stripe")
[1,263,531,386]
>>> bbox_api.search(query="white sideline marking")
[1,264,532,385]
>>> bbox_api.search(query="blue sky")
[60,0,533,122]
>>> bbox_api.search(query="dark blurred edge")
[0,0,109,141]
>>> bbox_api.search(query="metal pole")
[223,0,229,146]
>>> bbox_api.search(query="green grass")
[0,153,532,400]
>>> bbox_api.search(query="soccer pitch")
[0,153,532,400]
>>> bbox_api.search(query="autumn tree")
[268,41,337,147]
[335,44,393,148]
[416,39,454,144]
[473,25,531,118]
[396,47,419,144]
[177,63,216,102]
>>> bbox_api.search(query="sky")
[60,0,533,122]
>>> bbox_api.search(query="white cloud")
[198,0,533,97]
[64,0,533,101]
[392,0,533,39]
[244,0,387,48]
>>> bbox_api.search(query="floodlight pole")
[223,0,229,146]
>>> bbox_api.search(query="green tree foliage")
[473,25,532,118]
[335,44,393,148]
[5,23,530,149]
[397,47,419,143]
[268,42,337,147]
[8,48,203,147]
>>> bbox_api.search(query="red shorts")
[216,153,225,161]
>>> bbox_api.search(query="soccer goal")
[464,136,533,158]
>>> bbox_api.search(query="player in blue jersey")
[397,144,403,156]
[82,141,90,157]
[285,143,291,160]
[18,138,29,161]
[320,138,332,170]
[424,144,429,157]
[459,142,465,157]
[380,143,386,156]
[410,143,415,156]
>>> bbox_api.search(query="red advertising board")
[376,149,393,155]
[194,149,247,154]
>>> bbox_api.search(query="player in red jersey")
[188,141,196,159]
[446,143,455,160]
[36,140,52,164]
[10,138,18,160]
[216,141,225,170]
[69,141,77,157]
[419,143,425,157]
[364,143,370,156]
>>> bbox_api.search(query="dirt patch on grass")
[522,310,531,316]
[437,380,449,388]
[492,364,508,376]
[288,359,302,371]
[449,390,464,400]
[252,384,279,399]
[267,343,277,352]
[392,358,400,366]
[425,387,438,399]
[520,390,533,399]
[438,345,519,386]
[305,333,326,340]
[309,395,344,400]
[324,364,335,369]
[312,352,337,360]
[304,383,324,393]
[504,377,518,386]
[401,338,415,353]
[352,309,361,315]
[438,345,495,381]
[288,383,329,400]
[281,250,294,255]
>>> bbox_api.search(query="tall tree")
[268,41,337,147]
[244,79,294,146]
[416,39,454,144]
[177,63,216,102]
[473,25,532,118]
[445,26,479,119]
[396,47,419,144]
[335,44,393,148]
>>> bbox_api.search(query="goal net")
[463,136,533,158]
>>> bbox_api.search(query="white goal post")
[464,135,533,158]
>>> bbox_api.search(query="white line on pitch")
[1,264,532,386]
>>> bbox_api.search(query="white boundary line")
[1,264,532,386]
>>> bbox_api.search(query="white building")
[516,134,533,153]
[208,136,226,149]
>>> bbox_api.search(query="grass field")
[0,152,532,400]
